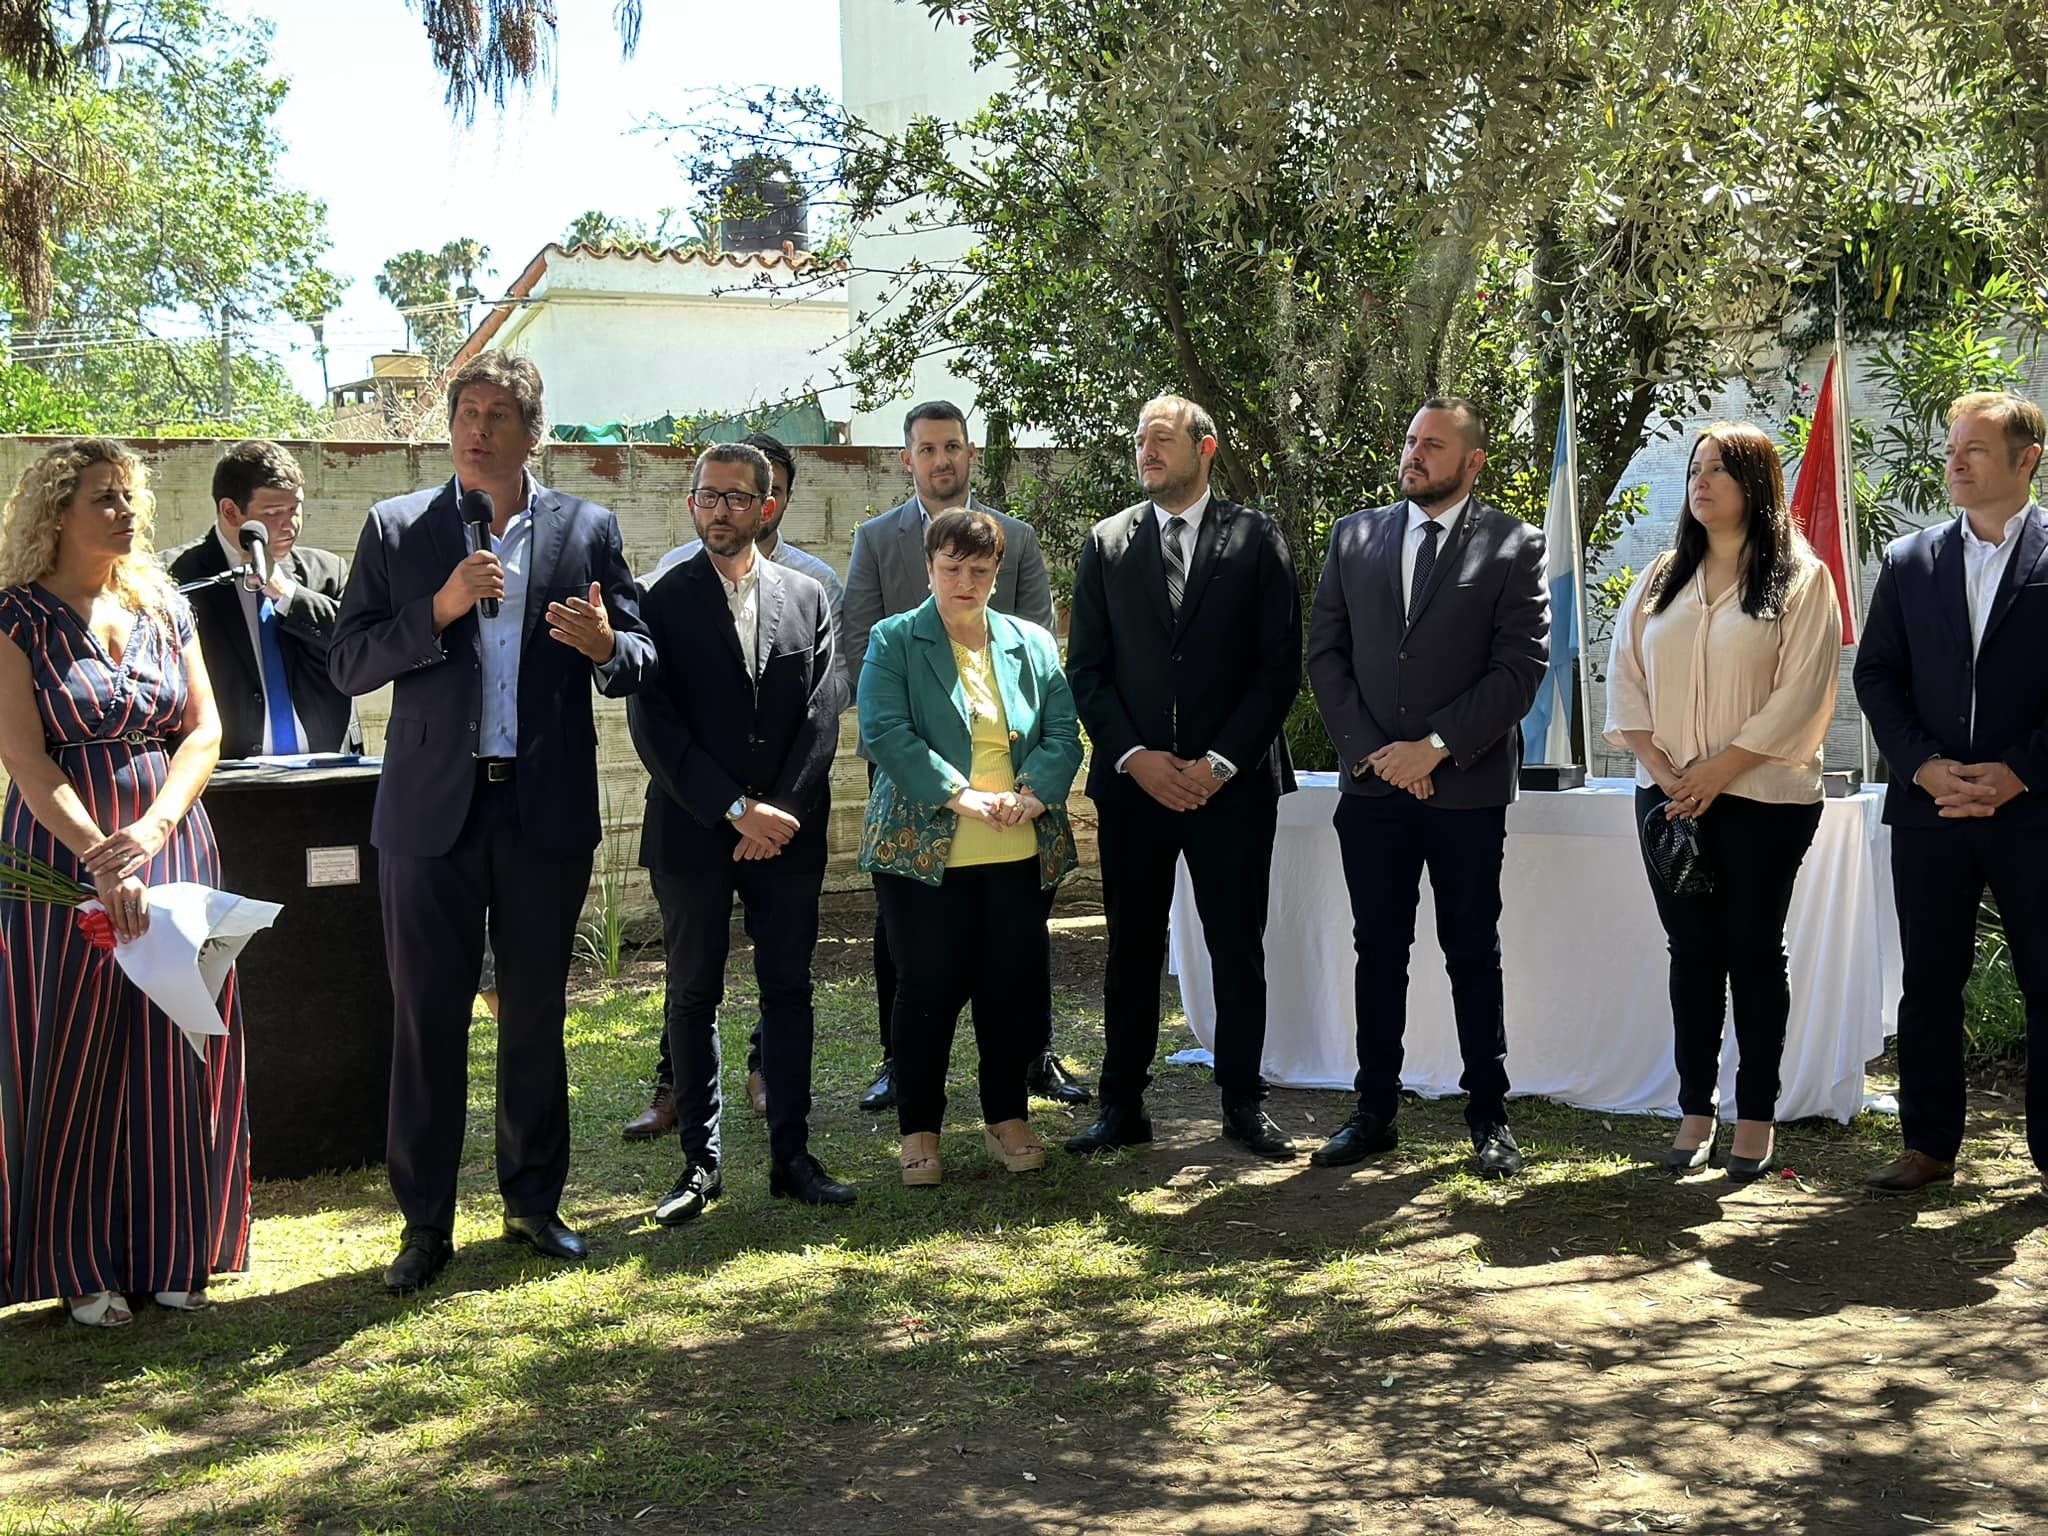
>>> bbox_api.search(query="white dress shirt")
[718,556,762,677]
[1401,496,1468,609]
[1960,504,2033,737]
[212,525,309,755]
[1116,490,1234,775]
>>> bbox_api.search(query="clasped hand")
[949,787,1046,827]
[1368,738,1449,800]
[82,817,168,882]
[733,801,800,861]
[1661,752,1742,820]
[1918,757,2027,819]
[1126,750,1220,812]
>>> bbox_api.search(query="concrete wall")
[0,436,1089,920]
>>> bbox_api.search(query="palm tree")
[281,267,350,398]
[375,249,448,350]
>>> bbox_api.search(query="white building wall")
[479,248,849,431]
[499,296,848,429]
[840,0,1020,445]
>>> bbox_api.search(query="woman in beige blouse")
[1605,422,1840,1181]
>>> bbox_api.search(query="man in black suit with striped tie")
[1063,395,1302,1159]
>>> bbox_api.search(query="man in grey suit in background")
[1305,396,1548,1181]
[840,399,1084,1112]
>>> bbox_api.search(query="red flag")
[1789,356,1857,644]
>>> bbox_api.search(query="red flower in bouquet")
[75,905,117,953]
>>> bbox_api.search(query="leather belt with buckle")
[478,757,516,783]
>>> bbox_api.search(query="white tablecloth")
[1168,776,1902,1123]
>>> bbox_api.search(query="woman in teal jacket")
[858,509,1083,1187]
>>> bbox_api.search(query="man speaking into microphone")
[331,353,654,1295]
[165,440,360,757]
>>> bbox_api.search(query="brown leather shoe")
[621,1083,676,1142]
[747,1071,768,1116]
[1864,1149,1956,1194]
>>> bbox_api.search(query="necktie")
[257,596,300,754]
[1408,519,1442,621]
[1163,516,1188,617]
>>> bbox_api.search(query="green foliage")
[572,801,640,982]
[1780,282,2038,562]
[1965,898,2027,1064]
[2,5,331,430]
[561,207,707,256]
[0,355,95,433]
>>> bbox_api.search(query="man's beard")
[1141,464,1201,505]
[919,469,964,505]
[1401,467,1464,507]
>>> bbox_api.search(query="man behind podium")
[331,353,654,1294]
[165,440,359,756]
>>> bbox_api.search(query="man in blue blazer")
[331,353,654,1293]
[1855,390,2048,1196]
[1305,397,1548,1179]
[627,442,853,1224]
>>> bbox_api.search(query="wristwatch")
[1427,732,1448,755]
[724,795,749,822]
[1204,752,1236,783]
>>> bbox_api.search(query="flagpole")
[1560,312,1597,774]
[1834,265,1874,782]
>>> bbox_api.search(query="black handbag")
[1641,801,1715,896]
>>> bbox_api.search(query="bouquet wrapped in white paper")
[78,883,283,1056]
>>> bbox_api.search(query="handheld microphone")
[237,521,271,592]
[459,488,499,619]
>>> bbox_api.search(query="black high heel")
[1725,1130,1779,1183]
[1661,1133,1719,1173]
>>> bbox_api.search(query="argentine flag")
[1522,403,1579,765]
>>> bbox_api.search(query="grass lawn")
[4,911,2047,1536]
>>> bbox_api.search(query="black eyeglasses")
[690,488,762,512]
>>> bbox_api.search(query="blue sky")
[227,1,842,400]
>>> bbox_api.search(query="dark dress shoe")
[1725,1147,1780,1184]
[383,1227,453,1295]
[503,1213,589,1260]
[1662,1134,1719,1173]
[622,1082,677,1142]
[1310,1109,1398,1167]
[770,1153,857,1206]
[747,1071,769,1116]
[1026,1051,1094,1106]
[1473,1123,1523,1180]
[1063,1105,1153,1154]
[1864,1149,1955,1194]
[654,1162,723,1226]
[1220,1103,1297,1160]
[859,1060,896,1113]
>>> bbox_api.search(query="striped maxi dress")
[0,583,250,1306]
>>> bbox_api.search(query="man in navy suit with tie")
[331,353,654,1293]
[1856,390,2048,1196]
[1305,398,1548,1179]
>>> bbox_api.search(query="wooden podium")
[204,758,391,1180]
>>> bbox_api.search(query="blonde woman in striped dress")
[0,439,249,1327]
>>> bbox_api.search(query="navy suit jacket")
[1306,498,1548,808]
[627,553,839,874]
[1854,503,2048,829]
[329,477,654,859]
